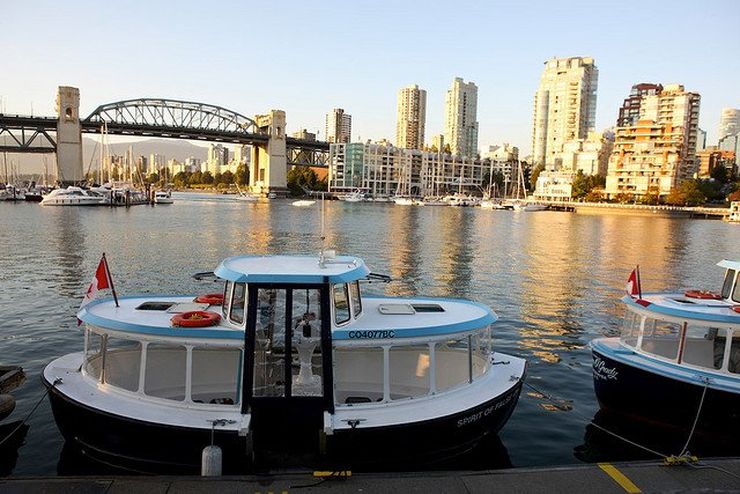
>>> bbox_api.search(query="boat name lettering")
[456,392,515,428]
[593,356,618,381]
[348,330,395,339]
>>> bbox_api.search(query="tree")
[613,192,632,204]
[529,164,545,192]
[710,164,730,184]
[584,189,603,202]
[220,170,234,185]
[665,180,706,206]
[571,170,589,199]
[235,163,249,186]
[202,171,214,185]
[146,173,159,184]
[727,188,740,202]
[287,166,319,196]
[640,186,660,205]
[173,171,190,188]
[188,171,203,185]
[443,144,451,154]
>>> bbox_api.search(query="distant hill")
[4,137,209,176]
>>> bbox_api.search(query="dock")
[2,458,739,493]
[538,200,731,219]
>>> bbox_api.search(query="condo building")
[444,78,479,158]
[605,84,701,198]
[617,83,663,127]
[396,85,427,150]
[531,56,598,166]
[325,108,352,144]
[719,108,740,141]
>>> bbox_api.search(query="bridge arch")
[84,98,261,135]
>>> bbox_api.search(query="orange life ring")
[194,293,224,305]
[171,311,221,328]
[732,306,740,314]
[684,290,722,300]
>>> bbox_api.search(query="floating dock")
[2,458,739,493]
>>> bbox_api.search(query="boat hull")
[43,371,522,473]
[591,345,740,436]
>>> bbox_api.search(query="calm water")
[1,193,739,475]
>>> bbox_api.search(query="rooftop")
[214,254,371,284]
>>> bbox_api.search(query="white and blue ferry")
[591,260,740,436]
[43,253,525,471]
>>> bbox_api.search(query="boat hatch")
[378,304,415,315]
[166,302,209,313]
[135,301,176,311]
[411,303,445,313]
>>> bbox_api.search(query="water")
[1,194,739,475]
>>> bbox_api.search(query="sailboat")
[506,161,546,212]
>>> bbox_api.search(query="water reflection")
[385,205,422,297]
[431,208,474,298]
[49,209,86,298]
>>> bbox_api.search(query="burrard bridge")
[0,86,329,194]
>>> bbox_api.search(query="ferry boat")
[43,254,525,471]
[40,187,105,206]
[590,261,740,436]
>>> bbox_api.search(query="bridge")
[0,87,330,195]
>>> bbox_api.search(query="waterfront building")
[328,142,485,197]
[184,156,201,173]
[444,78,479,158]
[617,83,663,127]
[533,170,575,202]
[207,144,229,175]
[696,146,736,178]
[605,84,701,198]
[396,84,427,150]
[484,143,519,163]
[719,108,740,141]
[696,128,707,152]
[531,56,598,166]
[325,108,352,144]
[291,129,317,141]
[719,133,740,167]
[431,134,445,153]
[557,131,613,176]
[148,153,165,176]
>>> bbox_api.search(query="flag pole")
[636,264,643,300]
[102,253,120,307]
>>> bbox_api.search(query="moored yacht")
[154,191,174,204]
[43,253,525,471]
[40,187,105,206]
[591,261,740,436]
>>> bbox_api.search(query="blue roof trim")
[77,296,244,340]
[622,295,740,325]
[590,338,740,393]
[333,296,497,340]
[214,255,371,284]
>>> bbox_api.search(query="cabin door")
[244,284,333,459]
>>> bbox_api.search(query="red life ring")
[684,290,722,300]
[732,306,740,314]
[171,311,221,328]
[194,293,224,305]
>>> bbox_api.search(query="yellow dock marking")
[598,463,642,493]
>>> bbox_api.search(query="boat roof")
[718,259,740,271]
[214,254,371,284]
[622,294,740,326]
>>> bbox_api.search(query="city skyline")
[1,0,738,170]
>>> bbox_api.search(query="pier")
[2,458,739,493]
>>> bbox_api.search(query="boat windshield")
[619,311,641,347]
[722,269,735,299]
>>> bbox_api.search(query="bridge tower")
[55,86,84,185]
[249,110,288,196]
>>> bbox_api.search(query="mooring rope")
[0,377,60,448]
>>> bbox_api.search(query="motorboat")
[43,253,525,472]
[341,191,365,203]
[510,200,547,212]
[423,197,449,207]
[154,191,174,205]
[393,197,419,206]
[0,184,25,201]
[479,200,506,210]
[40,187,105,206]
[590,261,740,436]
[292,200,315,207]
[446,194,477,207]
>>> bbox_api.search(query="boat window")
[619,311,641,347]
[411,304,445,313]
[389,345,430,399]
[334,347,384,404]
[733,274,740,303]
[230,282,246,325]
[435,338,470,392]
[640,318,682,361]
[349,281,362,318]
[253,288,287,397]
[222,281,233,320]
[191,348,242,405]
[471,333,488,379]
[136,302,175,311]
[291,288,323,397]
[682,325,725,370]
[721,269,735,299]
[144,344,187,401]
[103,336,142,392]
[728,332,740,374]
[84,330,104,381]
[333,284,351,324]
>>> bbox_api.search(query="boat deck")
[624,293,740,325]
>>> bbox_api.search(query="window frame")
[229,282,247,325]
[332,283,351,325]
[349,280,362,318]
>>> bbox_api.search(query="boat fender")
[201,445,222,476]
[171,311,221,328]
[0,394,16,421]
[194,293,224,305]
[683,290,722,300]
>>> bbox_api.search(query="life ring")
[194,293,224,305]
[732,306,740,314]
[171,311,221,328]
[684,290,722,300]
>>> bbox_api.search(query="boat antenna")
[319,192,326,268]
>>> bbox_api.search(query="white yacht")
[154,191,174,205]
[44,253,525,472]
[40,187,105,206]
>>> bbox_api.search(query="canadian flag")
[625,266,642,298]
[78,254,117,325]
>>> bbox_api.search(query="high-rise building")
[696,128,707,152]
[325,108,352,144]
[431,134,445,153]
[396,84,427,150]
[719,108,740,141]
[444,78,479,158]
[531,57,598,166]
[291,129,317,141]
[617,83,663,127]
[207,144,229,175]
[148,153,165,176]
[605,84,700,198]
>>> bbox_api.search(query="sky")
[1,0,738,162]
